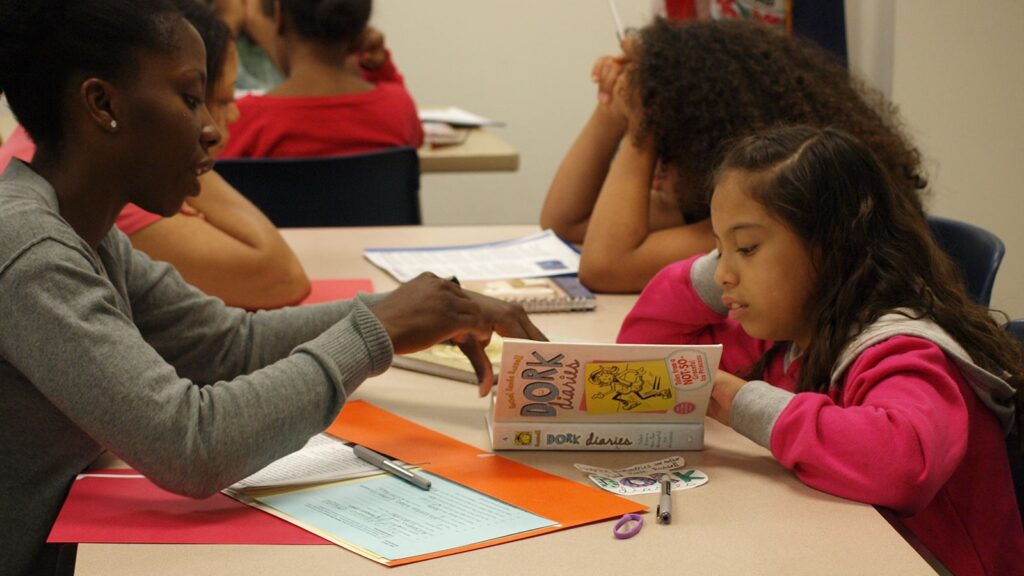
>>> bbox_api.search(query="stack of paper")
[418,106,504,127]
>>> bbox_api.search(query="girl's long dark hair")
[716,125,1022,433]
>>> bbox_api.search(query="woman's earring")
[110,120,118,130]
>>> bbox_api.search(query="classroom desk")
[73,226,936,576]
[417,129,519,173]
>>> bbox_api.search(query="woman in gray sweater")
[0,1,543,574]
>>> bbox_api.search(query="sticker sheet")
[575,457,708,495]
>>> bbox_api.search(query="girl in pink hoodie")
[618,126,1023,576]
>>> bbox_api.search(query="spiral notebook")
[461,275,596,313]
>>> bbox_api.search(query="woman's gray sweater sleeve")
[0,237,393,497]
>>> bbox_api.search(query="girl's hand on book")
[707,370,748,427]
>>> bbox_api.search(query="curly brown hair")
[630,18,927,219]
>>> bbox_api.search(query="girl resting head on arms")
[0,2,542,574]
[618,125,1022,576]
[541,18,926,293]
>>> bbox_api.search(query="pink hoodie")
[619,253,1023,576]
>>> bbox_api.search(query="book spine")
[391,356,477,384]
[488,417,705,451]
[519,298,595,313]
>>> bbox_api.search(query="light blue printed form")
[256,471,557,561]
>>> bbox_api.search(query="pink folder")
[299,278,374,305]
[47,469,327,544]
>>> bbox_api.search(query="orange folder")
[324,400,645,566]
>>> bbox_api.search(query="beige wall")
[376,0,1024,317]
[372,0,653,227]
[890,1,1024,318]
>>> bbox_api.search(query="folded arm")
[758,339,969,514]
[129,170,310,309]
[577,133,713,293]
[540,106,626,243]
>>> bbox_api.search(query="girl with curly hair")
[619,125,1022,576]
[541,18,926,293]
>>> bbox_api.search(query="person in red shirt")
[618,125,1023,576]
[221,0,423,158]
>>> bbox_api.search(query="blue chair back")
[214,148,421,227]
[927,216,1005,306]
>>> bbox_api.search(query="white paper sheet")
[418,106,503,127]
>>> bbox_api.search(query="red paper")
[299,278,374,305]
[47,470,327,545]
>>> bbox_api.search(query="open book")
[228,434,384,494]
[391,338,503,383]
[488,339,723,450]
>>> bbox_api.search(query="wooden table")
[72,226,936,576]
[417,129,519,173]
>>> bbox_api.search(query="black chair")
[214,147,421,227]
[927,215,1005,306]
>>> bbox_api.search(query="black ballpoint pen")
[657,474,672,524]
[353,444,432,491]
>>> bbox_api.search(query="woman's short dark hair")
[275,0,372,46]
[0,0,182,149]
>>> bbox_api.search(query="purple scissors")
[613,513,644,539]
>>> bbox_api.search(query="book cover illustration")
[494,339,723,423]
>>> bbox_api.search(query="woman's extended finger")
[494,309,547,342]
[456,339,495,397]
